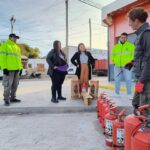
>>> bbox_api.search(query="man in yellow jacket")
[0,34,22,106]
[110,32,135,99]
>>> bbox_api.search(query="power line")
[78,0,102,9]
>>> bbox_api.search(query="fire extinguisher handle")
[135,115,148,122]
[109,106,117,114]
[138,104,150,112]
[118,109,125,117]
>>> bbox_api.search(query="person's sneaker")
[111,93,120,97]
[51,98,59,103]
[10,99,21,103]
[57,96,66,100]
[4,101,10,106]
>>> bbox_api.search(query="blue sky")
[0,0,116,56]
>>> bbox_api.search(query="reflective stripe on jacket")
[0,39,23,70]
[110,41,135,67]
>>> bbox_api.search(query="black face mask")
[120,41,125,45]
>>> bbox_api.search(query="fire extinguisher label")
[117,128,124,145]
[105,119,113,135]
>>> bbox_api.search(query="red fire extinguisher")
[131,118,150,150]
[101,99,112,127]
[81,83,87,93]
[124,104,150,150]
[112,109,126,148]
[102,101,115,128]
[98,96,107,124]
[97,92,106,118]
[105,107,118,147]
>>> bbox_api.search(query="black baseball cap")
[9,34,20,39]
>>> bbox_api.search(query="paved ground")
[0,76,134,150]
[0,76,133,108]
[0,113,109,150]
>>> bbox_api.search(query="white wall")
[28,59,48,70]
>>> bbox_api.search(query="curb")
[0,106,96,116]
[100,85,135,92]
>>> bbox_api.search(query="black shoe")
[51,98,59,103]
[57,96,66,100]
[4,101,10,106]
[10,99,21,103]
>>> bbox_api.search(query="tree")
[18,43,41,58]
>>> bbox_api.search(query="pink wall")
[109,3,150,52]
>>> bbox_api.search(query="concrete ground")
[0,113,109,150]
[0,76,133,109]
[0,76,134,150]
[0,76,133,115]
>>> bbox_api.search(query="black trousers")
[50,71,65,99]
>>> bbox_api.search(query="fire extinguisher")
[112,109,126,148]
[101,99,111,127]
[81,83,87,93]
[124,104,150,150]
[105,107,118,147]
[98,96,107,124]
[97,92,106,118]
[131,118,150,150]
[102,101,115,128]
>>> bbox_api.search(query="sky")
[0,0,116,56]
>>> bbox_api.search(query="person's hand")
[77,65,79,68]
[53,66,58,69]
[135,81,144,93]
[124,61,133,70]
[3,69,9,76]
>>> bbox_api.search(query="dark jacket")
[71,51,95,80]
[134,22,150,83]
[46,49,67,76]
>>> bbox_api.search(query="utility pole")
[65,0,69,60]
[89,18,92,50]
[10,16,16,33]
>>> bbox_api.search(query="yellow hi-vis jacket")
[110,41,135,67]
[0,39,23,70]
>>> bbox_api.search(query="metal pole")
[107,26,110,81]
[89,18,92,50]
[11,21,13,33]
[65,0,69,60]
[10,16,16,33]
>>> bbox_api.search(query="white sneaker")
[111,93,120,97]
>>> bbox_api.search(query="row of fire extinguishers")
[97,92,150,150]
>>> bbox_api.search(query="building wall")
[108,3,150,81]
[109,3,150,52]
[28,59,48,74]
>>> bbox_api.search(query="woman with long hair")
[71,43,95,91]
[46,41,68,103]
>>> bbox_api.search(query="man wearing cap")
[0,34,22,106]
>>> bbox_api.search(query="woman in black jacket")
[71,43,95,91]
[46,41,68,103]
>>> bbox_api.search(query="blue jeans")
[114,66,132,95]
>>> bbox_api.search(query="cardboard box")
[71,75,80,99]
[89,80,99,99]
[81,92,93,106]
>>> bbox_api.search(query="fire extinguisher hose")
[141,120,150,133]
